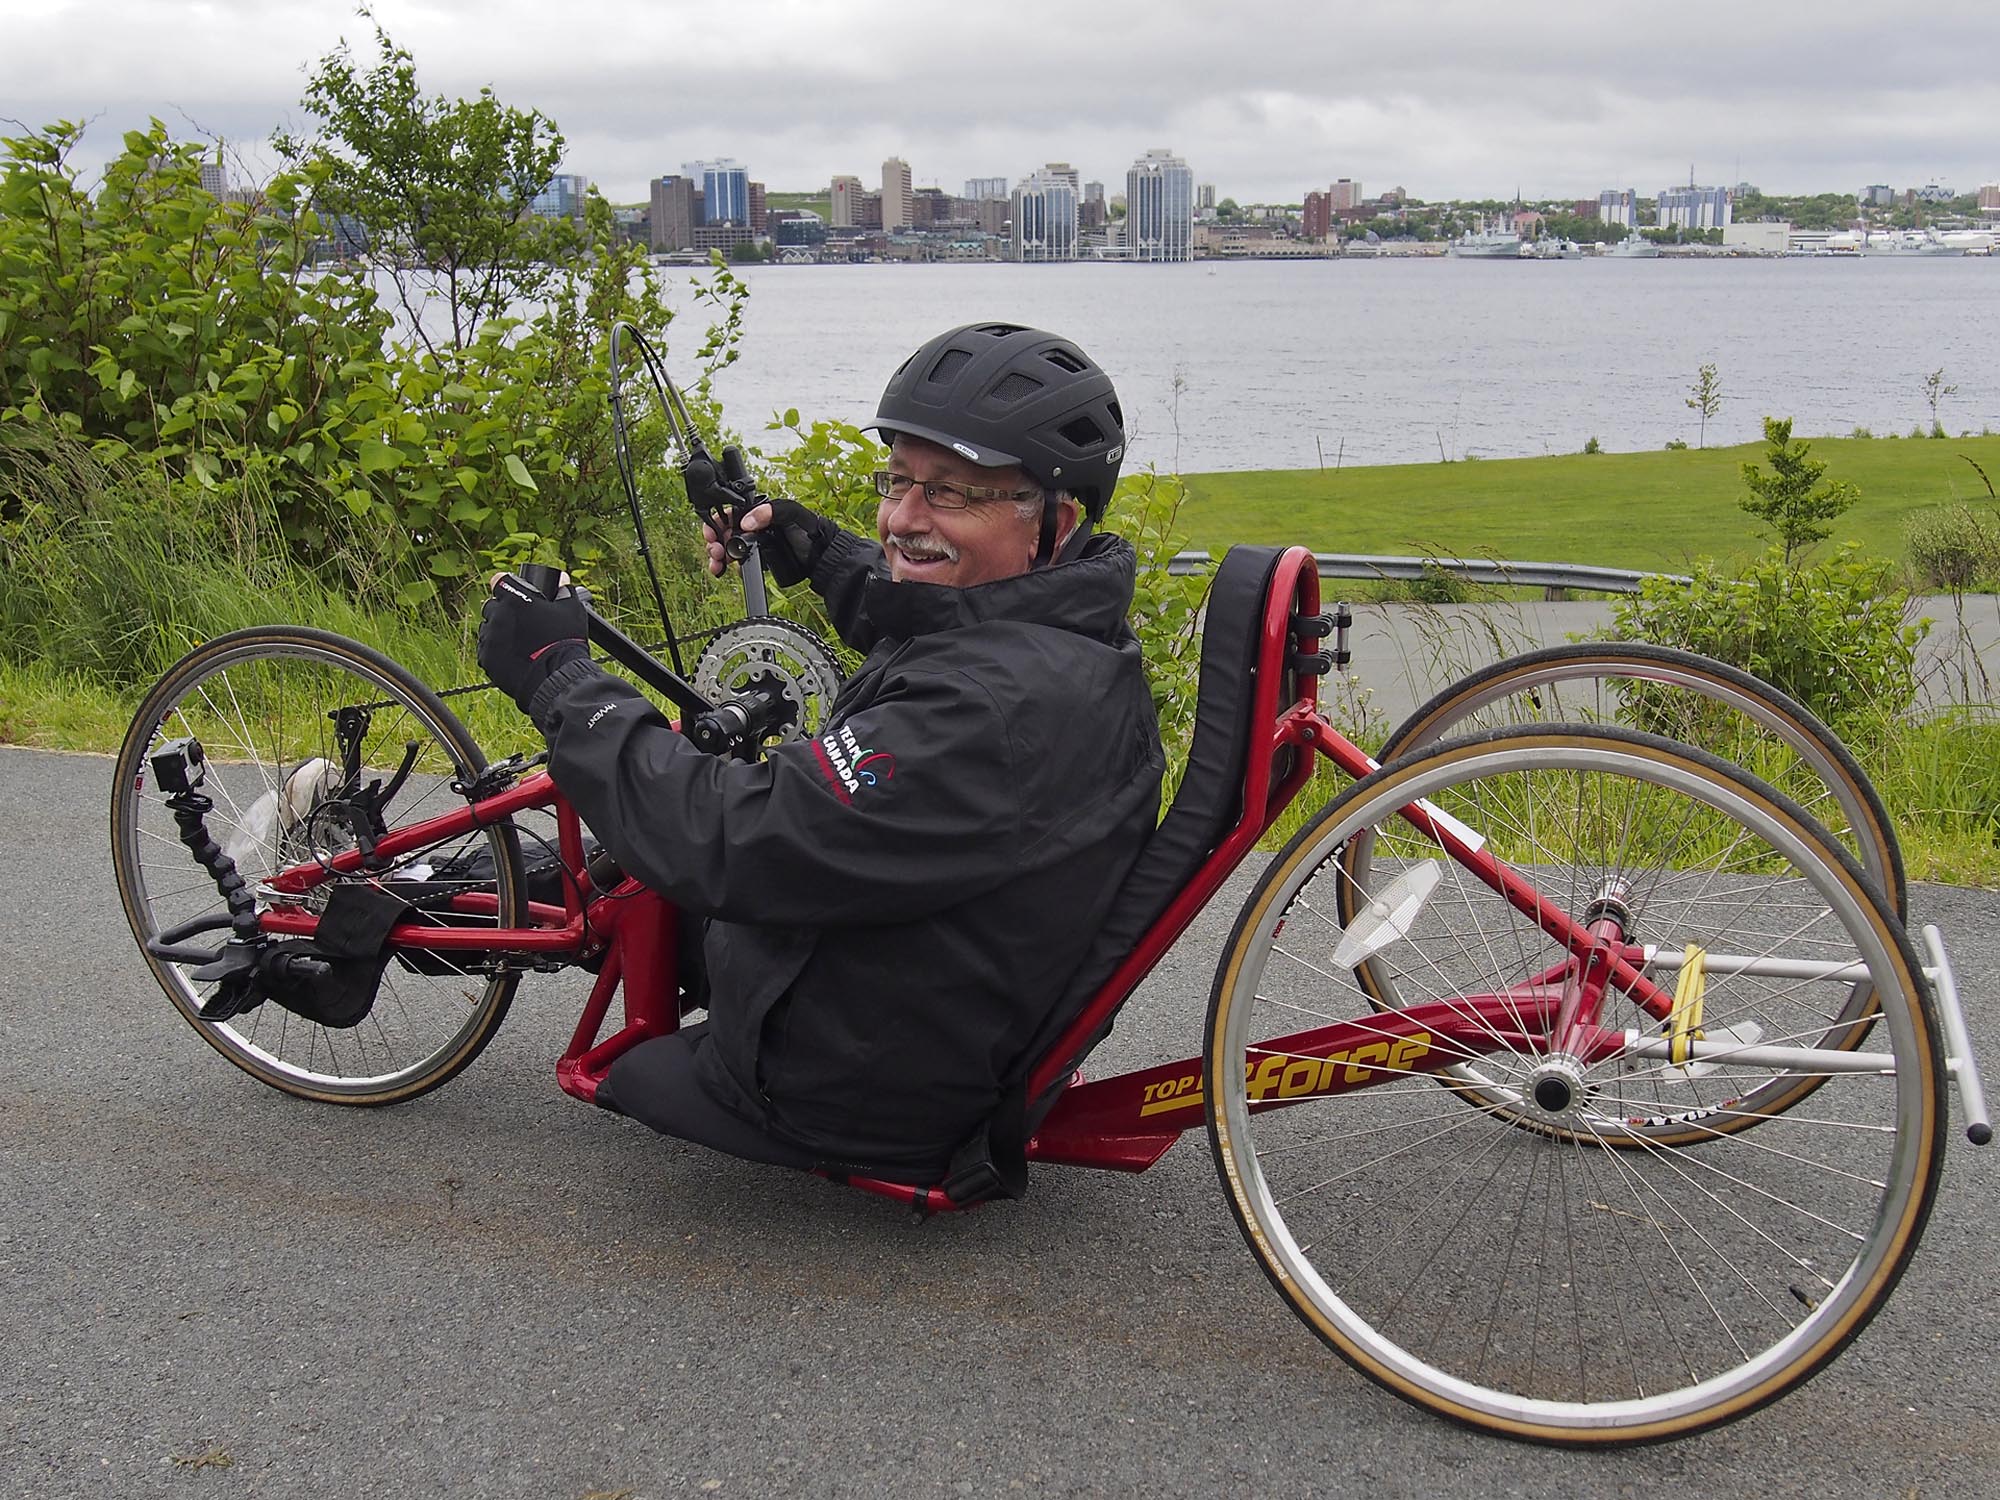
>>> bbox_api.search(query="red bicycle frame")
[251,547,1678,1213]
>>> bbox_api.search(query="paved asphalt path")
[2,744,1995,1499]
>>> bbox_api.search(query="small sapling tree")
[1921,368,1958,439]
[1738,416,1858,564]
[1685,363,1722,449]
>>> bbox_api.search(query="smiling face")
[875,435,1078,588]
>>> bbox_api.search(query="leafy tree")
[275,13,576,356]
[1686,363,1722,448]
[1738,416,1858,563]
[1214,197,1241,221]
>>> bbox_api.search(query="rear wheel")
[1374,643,1904,915]
[111,627,529,1104]
[1205,726,1945,1445]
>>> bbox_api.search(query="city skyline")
[6,1,1997,205]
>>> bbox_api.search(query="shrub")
[1906,504,2000,594]
[1612,544,1925,740]
[1664,438,1688,451]
[1583,436,1601,454]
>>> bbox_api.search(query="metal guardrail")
[1167,551,1690,596]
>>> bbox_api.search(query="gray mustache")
[888,533,960,562]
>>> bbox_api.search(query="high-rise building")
[1080,180,1107,232]
[530,172,591,221]
[1979,184,2000,212]
[748,181,767,234]
[1040,161,1081,198]
[1012,171,1078,262]
[1196,183,1216,213]
[1302,191,1331,241]
[1126,148,1195,262]
[685,159,749,224]
[882,156,913,231]
[830,175,864,228]
[1597,188,1636,228]
[199,156,228,197]
[1861,184,1895,208]
[650,174,700,251]
[1329,178,1362,211]
[964,176,1008,201]
[1657,183,1732,230]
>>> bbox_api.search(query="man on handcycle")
[476,323,1165,1184]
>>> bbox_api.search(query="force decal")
[1136,1033,1435,1117]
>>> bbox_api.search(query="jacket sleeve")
[529,654,1028,926]
[805,529,887,654]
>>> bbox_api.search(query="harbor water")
[691,257,2000,474]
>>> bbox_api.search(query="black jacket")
[530,529,1164,1173]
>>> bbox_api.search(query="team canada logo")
[813,723,895,804]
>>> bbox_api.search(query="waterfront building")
[1040,161,1082,198]
[1081,181,1107,232]
[1723,221,1789,254]
[964,176,1008,201]
[650,174,700,251]
[771,210,827,249]
[1657,183,1732,231]
[830,175,864,228]
[1302,191,1331,241]
[882,157,913,231]
[530,172,590,222]
[1980,184,2000,214]
[1597,189,1636,228]
[1126,148,1195,262]
[685,159,749,225]
[1012,170,1079,262]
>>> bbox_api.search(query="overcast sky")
[6,1,1998,205]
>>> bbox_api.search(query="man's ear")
[1053,495,1081,549]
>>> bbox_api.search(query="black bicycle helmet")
[869,323,1126,520]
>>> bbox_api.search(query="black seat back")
[1020,544,1290,1124]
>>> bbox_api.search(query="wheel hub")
[1526,1054,1591,1118]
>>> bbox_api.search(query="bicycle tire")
[1205,725,1945,1445]
[110,627,529,1105]
[1374,642,1905,916]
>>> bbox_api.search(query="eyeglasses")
[871,470,1043,510]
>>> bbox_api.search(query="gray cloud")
[4,1,1995,201]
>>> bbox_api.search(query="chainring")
[692,617,846,749]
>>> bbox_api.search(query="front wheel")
[1205,726,1945,1445]
[111,627,529,1105]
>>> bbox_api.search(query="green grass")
[764,191,832,223]
[1179,435,2000,573]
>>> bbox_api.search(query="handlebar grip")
[517,563,564,599]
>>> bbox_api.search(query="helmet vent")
[928,348,973,385]
[1059,416,1105,448]
[989,372,1043,404]
[1042,348,1086,374]
[1107,399,1124,429]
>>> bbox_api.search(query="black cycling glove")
[746,495,840,588]
[681,450,836,590]
[477,574,591,716]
